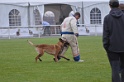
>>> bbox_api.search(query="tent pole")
[28,2,30,28]
[82,1,84,24]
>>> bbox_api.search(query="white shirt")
[61,16,78,33]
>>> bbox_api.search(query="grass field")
[0,36,111,82]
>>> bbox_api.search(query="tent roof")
[0,0,110,3]
[0,0,123,7]
[1,0,124,3]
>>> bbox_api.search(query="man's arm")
[70,18,79,37]
[103,16,110,52]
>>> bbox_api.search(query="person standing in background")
[42,21,50,36]
[103,0,124,82]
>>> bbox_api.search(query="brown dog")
[27,38,70,62]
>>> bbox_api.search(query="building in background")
[0,0,123,37]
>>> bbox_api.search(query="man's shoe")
[77,60,84,62]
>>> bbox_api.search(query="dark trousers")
[44,26,50,36]
[107,51,124,82]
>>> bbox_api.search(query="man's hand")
[75,33,79,37]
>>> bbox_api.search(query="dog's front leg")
[54,55,59,62]
[59,55,70,61]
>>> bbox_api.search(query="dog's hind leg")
[35,49,44,62]
[35,54,41,62]
[35,54,43,62]
[38,57,42,62]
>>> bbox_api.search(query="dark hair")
[74,12,80,18]
[109,1,119,8]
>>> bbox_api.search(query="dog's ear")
[59,38,63,42]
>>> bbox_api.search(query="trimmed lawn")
[0,36,111,82]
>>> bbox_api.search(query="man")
[42,21,50,36]
[59,12,84,62]
[103,0,124,82]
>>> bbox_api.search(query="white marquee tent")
[0,0,124,37]
[0,0,115,27]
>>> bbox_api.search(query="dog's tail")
[27,40,36,47]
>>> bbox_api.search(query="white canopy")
[0,0,124,8]
[0,0,113,7]
[1,0,124,3]
[0,0,123,7]
[0,0,124,37]
[0,0,109,3]
[0,0,82,7]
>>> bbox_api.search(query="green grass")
[0,36,111,82]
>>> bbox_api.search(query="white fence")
[0,24,103,39]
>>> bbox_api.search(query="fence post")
[55,26,56,35]
[38,27,41,38]
[8,27,11,39]
[95,25,97,36]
